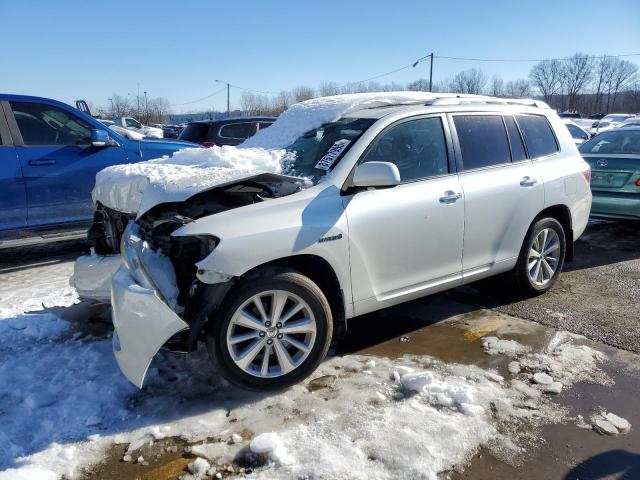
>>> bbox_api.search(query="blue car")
[0,94,199,248]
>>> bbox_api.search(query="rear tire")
[206,269,333,391]
[513,217,566,296]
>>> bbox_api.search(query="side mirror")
[352,161,401,188]
[91,129,110,147]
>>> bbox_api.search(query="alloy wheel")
[226,290,317,378]
[527,228,561,287]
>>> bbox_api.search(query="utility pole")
[215,79,231,117]
[137,83,140,118]
[413,52,434,92]
[429,52,434,92]
[144,91,148,122]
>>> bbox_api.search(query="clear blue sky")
[2,0,639,113]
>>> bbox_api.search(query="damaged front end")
[110,173,305,387]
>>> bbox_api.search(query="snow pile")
[250,433,293,466]
[482,336,531,357]
[242,91,442,149]
[518,332,611,386]
[93,145,289,215]
[591,412,632,436]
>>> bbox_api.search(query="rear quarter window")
[517,115,559,158]
[453,115,511,170]
[219,122,257,139]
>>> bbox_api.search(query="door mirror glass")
[91,129,110,147]
[352,161,400,188]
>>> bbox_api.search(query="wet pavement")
[1,220,639,479]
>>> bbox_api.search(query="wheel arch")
[536,204,574,261]
[193,254,348,349]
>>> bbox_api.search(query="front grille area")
[87,203,136,255]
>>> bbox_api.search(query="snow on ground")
[92,92,446,215]
[0,260,614,480]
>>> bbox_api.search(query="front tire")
[513,217,566,296]
[206,269,333,391]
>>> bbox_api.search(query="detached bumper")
[72,254,121,302]
[111,267,188,388]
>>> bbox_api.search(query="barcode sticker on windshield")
[315,139,351,170]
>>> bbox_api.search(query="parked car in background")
[579,127,640,220]
[589,113,606,120]
[178,116,276,147]
[593,114,635,134]
[571,118,599,135]
[563,119,591,145]
[112,116,164,138]
[618,117,640,129]
[558,111,581,119]
[74,92,591,390]
[0,94,200,248]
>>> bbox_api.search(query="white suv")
[75,93,592,390]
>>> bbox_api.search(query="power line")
[170,86,227,106]
[344,51,640,89]
[433,52,640,63]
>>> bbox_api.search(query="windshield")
[580,130,640,155]
[281,117,376,183]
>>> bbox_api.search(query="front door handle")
[439,191,462,204]
[520,176,537,187]
[28,159,56,166]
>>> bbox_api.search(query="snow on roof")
[241,91,446,149]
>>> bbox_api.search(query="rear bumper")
[72,254,121,302]
[591,192,640,220]
[111,267,188,388]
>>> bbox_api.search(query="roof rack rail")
[424,94,550,109]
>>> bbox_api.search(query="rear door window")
[10,101,92,146]
[453,115,511,170]
[258,121,274,130]
[503,116,527,162]
[219,122,257,139]
[516,115,559,158]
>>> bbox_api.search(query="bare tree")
[407,78,431,92]
[505,79,531,98]
[489,75,504,97]
[110,94,133,118]
[591,56,615,113]
[529,59,562,104]
[561,53,593,111]
[318,82,341,96]
[449,69,487,94]
[292,86,316,103]
[270,91,293,115]
[607,59,638,111]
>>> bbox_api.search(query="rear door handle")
[439,191,462,204]
[28,159,56,166]
[520,176,537,187]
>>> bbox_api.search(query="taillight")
[201,142,214,148]
[635,178,640,187]
[582,168,591,184]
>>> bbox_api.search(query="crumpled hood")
[92,146,290,216]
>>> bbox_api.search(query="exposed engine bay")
[87,173,306,351]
